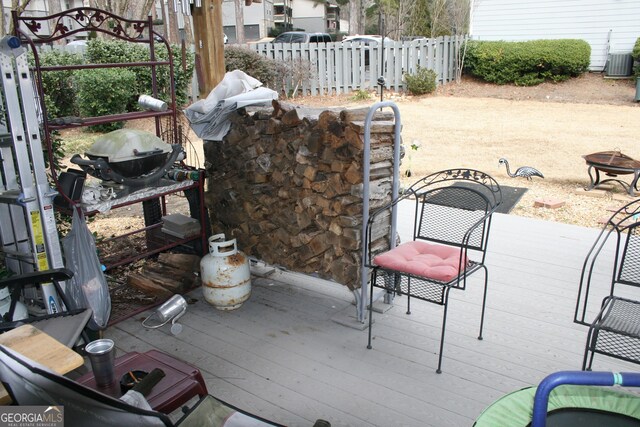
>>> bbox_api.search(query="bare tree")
[7,0,33,35]
[235,0,245,44]
[448,0,471,82]
[167,2,180,43]
[46,0,65,43]
[429,0,448,38]
[406,0,430,37]
[349,0,367,35]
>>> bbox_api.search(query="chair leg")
[436,288,452,374]
[478,266,488,341]
[406,278,411,315]
[367,270,376,350]
[582,327,598,371]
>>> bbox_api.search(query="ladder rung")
[0,133,11,147]
[0,190,35,204]
[1,248,36,260]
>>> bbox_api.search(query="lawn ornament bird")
[498,158,544,180]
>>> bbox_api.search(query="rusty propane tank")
[200,234,251,310]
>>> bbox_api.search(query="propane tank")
[200,234,251,310]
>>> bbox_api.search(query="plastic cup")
[85,338,116,387]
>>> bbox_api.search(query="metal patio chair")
[575,198,640,370]
[365,168,502,373]
[0,268,92,348]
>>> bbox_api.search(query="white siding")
[291,0,326,32]
[222,0,275,41]
[470,0,640,70]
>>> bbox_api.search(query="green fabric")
[474,385,640,427]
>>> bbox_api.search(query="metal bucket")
[200,234,251,311]
[142,294,187,335]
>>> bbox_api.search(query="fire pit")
[583,150,640,196]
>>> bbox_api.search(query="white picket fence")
[249,35,465,96]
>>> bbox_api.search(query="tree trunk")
[348,0,358,35]
[9,0,33,35]
[192,0,226,95]
[47,0,63,43]
[167,2,180,43]
[234,0,245,44]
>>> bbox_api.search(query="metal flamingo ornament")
[499,158,544,180]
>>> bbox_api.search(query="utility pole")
[192,0,226,96]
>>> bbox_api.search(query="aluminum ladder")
[0,36,64,314]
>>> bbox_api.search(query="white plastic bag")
[61,209,111,330]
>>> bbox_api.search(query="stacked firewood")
[203,101,397,290]
[128,253,200,298]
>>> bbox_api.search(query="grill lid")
[85,129,171,163]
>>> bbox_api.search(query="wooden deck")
[107,210,640,427]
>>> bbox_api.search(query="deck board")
[108,212,640,426]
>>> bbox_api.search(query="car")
[65,39,88,53]
[342,35,394,65]
[272,32,332,43]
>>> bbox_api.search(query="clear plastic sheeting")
[184,70,278,141]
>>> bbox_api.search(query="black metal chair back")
[575,199,640,326]
[366,168,502,373]
[618,223,640,287]
[574,199,640,370]
[417,185,492,250]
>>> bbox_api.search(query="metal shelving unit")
[13,7,208,270]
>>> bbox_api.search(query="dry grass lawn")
[296,74,640,228]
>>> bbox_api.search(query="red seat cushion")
[373,241,467,282]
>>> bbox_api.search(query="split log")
[128,273,173,298]
[157,253,200,272]
[339,108,395,123]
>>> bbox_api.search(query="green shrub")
[74,68,137,132]
[351,89,371,100]
[404,67,437,95]
[464,39,591,86]
[632,38,640,77]
[32,50,85,118]
[224,46,279,90]
[86,39,194,107]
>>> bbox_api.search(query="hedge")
[632,37,640,77]
[464,39,591,86]
[74,68,138,132]
[35,39,194,122]
[224,46,280,90]
[86,39,194,108]
[32,50,84,118]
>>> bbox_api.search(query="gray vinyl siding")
[470,0,640,70]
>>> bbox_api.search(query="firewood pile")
[128,253,200,297]
[203,101,397,290]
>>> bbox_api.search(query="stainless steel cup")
[156,294,187,323]
[85,338,116,387]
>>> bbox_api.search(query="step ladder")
[0,36,63,314]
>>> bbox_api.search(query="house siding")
[291,0,326,32]
[222,0,275,41]
[469,0,640,70]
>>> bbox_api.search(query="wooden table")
[0,324,84,404]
